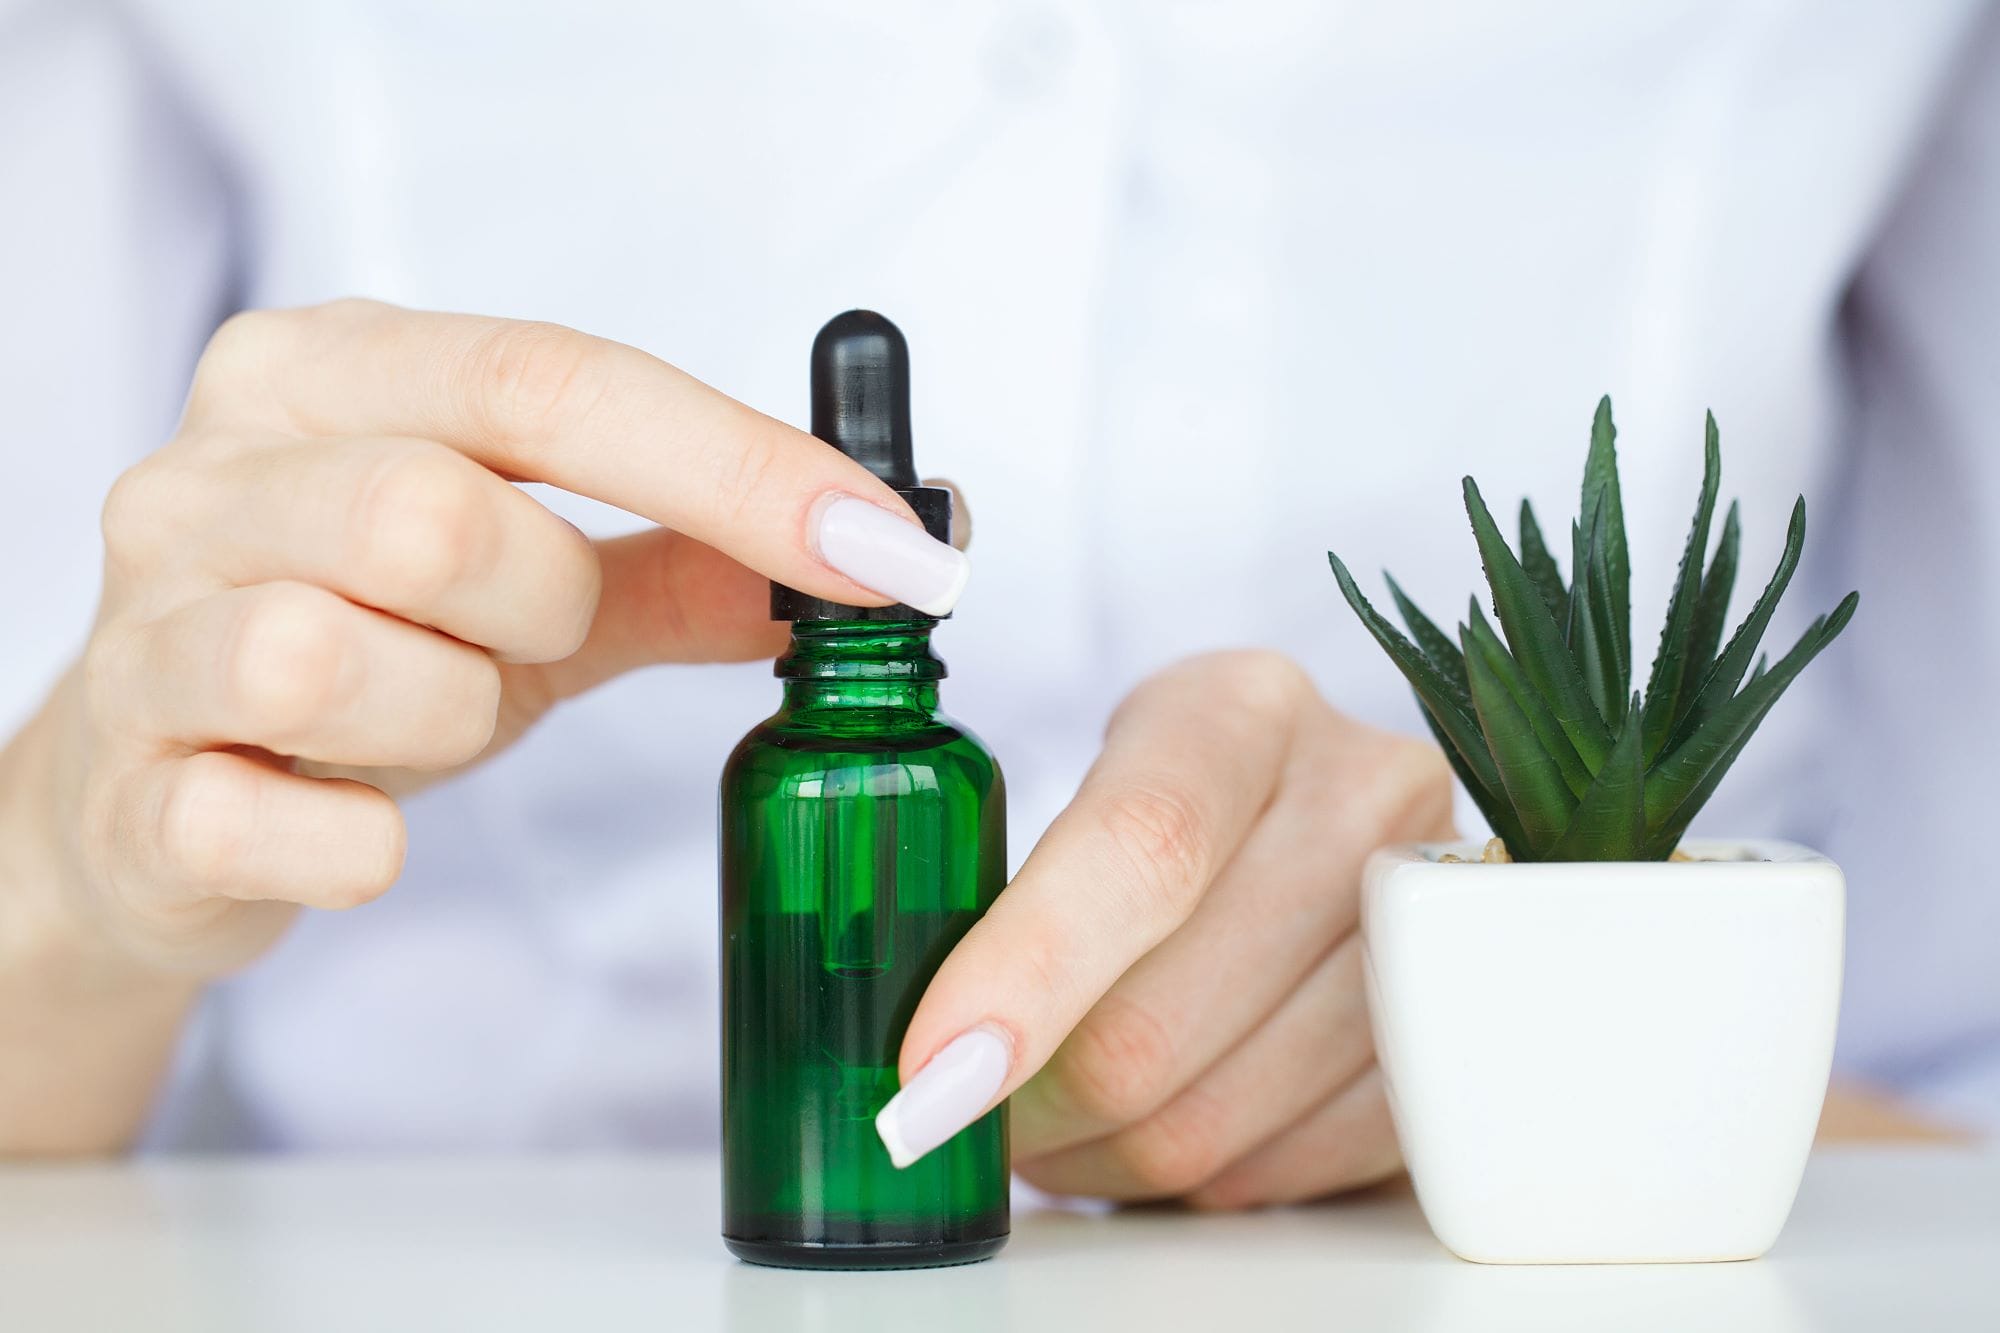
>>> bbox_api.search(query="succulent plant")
[1329,398,1858,862]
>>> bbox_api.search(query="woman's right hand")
[2,299,969,985]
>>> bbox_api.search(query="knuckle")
[99,458,182,566]
[157,753,258,886]
[197,309,275,374]
[349,447,488,607]
[1216,649,1312,721]
[1363,728,1458,839]
[553,553,602,658]
[1095,781,1210,918]
[225,584,350,740]
[322,803,407,910]
[1053,998,1180,1125]
[1138,649,1309,718]
[468,320,608,445]
[1394,731,1455,799]
[313,295,391,324]
[520,523,601,662]
[436,654,504,767]
[187,309,289,413]
[1111,1087,1229,1196]
[1302,1079,1401,1198]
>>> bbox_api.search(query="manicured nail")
[814,495,970,615]
[874,1025,1011,1169]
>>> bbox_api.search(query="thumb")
[529,526,789,703]
[543,474,978,703]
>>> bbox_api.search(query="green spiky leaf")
[1462,616,1578,849]
[1329,552,1527,852]
[1640,413,1722,760]
[1671,498,1804,746]
[1580,395,1631,667]
[1463,600,1592,798]
[1385,572,1468,704]
[1682,499,1742,704]
[1326,398,1857,863]
[1518,499,1567,623]
[1413,705,1525,859]
[1642,591,1859,852]
[1548,694,1648,860]
[1566,498,1631,729]
[1462,477,1614,768]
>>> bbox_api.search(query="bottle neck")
[776,620,945,715]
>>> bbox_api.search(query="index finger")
[187,300,966,613]
[872,653,1300,1169]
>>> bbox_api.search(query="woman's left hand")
[878,650,1455,1207]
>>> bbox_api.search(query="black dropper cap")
[772,311,955,622]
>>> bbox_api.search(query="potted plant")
[1329,399,1857,1265]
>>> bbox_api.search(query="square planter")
[1362,839,1843,1264]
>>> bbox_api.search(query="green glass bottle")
[718,312,1009,1269]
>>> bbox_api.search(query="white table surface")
[1,1147,1994,1331]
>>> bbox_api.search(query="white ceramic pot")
[1361,839,1844,1265]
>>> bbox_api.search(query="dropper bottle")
[718,311,1009,1268]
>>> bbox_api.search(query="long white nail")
[875,1025,1011,1169]
[814,495,970,615]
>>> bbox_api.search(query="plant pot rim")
[1372,837,1834,873]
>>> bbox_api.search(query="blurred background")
[3,1,1996,1148]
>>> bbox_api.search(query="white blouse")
[2,0,1996,1146]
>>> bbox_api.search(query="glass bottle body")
[719,622,1007,1268]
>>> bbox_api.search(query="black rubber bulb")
[811,310,918,489]
[773,310,951,621]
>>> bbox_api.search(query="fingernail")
[874,1025,1011,1169]
[814,495,970,615]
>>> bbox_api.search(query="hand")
[877,651,1454,1207]
[1817,1085,1972,1143]
[4,299,970,984]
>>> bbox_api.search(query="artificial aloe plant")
[1330,398,1858,862]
